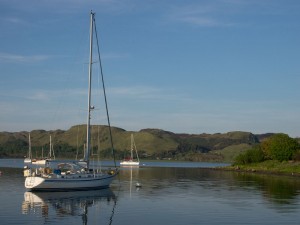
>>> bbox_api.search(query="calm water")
[1,159,300,224]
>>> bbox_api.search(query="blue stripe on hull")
[43,177,113,182]
[30,185,110,192]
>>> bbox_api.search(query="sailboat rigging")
[120,134,140,166]
[24,133,32,164]
[31,135,55,166]
[24,11,118,191]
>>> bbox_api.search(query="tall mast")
[85,11,94,167]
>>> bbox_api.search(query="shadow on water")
[232,172,300,205]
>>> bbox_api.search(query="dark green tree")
[267,133,300,161]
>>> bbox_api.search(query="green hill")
[0,125,271,162]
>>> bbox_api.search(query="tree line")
[234,133,300,165]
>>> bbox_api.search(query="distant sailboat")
[120,134,140,166]
[24,11,118,191]
[32,135,55,166]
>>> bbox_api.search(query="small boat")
[24,11,118,191]
[120,134,140,166]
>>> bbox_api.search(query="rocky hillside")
[0,125,273,162]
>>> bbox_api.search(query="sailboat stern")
[25,176,45,190]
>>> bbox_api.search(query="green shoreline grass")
[222,160,300,177]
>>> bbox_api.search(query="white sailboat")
[32,135,55,166]
[24,11,118,191]
[120,134,140,166]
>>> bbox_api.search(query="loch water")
[0,159,300,224]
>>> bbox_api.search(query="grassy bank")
[224,160,300,176]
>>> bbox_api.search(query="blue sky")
[1,0,300,137]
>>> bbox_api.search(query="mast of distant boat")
[131,134,134,160]
[133,134,140,162]
[29,133,32,159]
[49,135,52,158]
[49,135,55,159]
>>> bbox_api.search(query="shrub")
[234,153,248,165]
[234,146,265,165]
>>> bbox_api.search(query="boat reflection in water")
[120,166,141,197]
[22,189,116,224]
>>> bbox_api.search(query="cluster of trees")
[234,133,300,165]
[0,139,28,158]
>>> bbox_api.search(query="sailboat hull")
[120,161,139,166]
[24,158,32,164]
[25,173,117,191]
[32,159,48,166]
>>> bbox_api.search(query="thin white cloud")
[0,88,86,103]
[110,86,161,98]
[103,52,130,59]
[113,97,300,136]
[178,16,225,27]
[165,0,287,27]
[4,17,28,25]
[108,85,193,105]
[0,0,135,15]
[0,53,50,63]
[27,92,50,101]
[1,84,300,136]
[166,2,235,27]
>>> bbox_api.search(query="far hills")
[0,125,280,162]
